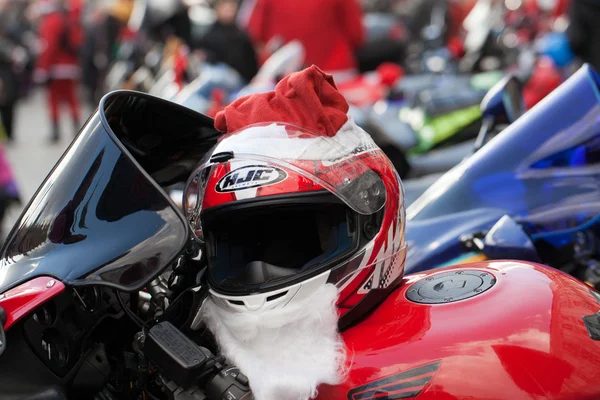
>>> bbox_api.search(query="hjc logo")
[216,165,288,192]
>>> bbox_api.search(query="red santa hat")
[214,65,350,137]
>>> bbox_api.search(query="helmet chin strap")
[244,261,297,285]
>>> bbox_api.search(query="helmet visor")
[184,122,390,238]
[202,197,357,293]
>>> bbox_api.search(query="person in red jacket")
[246,0,364,82]
[33,0,83,143]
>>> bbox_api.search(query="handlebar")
[141,321,251,400]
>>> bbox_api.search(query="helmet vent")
[267,291,288,302]
[228,300,245,306]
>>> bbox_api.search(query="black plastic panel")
[22,288,113,377]
[0,328,67,397]
[583,312,600,340]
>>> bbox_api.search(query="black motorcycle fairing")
[0,91,221,293]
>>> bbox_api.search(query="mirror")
[473,75,524,153]
[481,215,541,262]
[480,74,525,123]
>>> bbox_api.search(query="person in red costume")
[246,0,365,83]
[33,0,84,143]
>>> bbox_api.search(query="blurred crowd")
[0,0,596,236]
[0,0,587,142]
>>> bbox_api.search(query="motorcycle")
[364,70,504,177]
[367,0,565,180]
[399,72,523,205]
[404,64,600,294]
[104,0,204,96]
[0,66,599,400]
[360,0,503,179]
[367,55,563,180]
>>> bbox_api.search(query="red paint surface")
[0,277,65,330]
[318,261,600,399]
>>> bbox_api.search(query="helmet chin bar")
[244,261,297,285]
[209,271,331,312]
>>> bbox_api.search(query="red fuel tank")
[317,261,600,400]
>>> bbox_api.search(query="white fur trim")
[214,119,376,163]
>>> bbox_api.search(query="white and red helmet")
[184,66,406,328]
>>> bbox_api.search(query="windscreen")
[102,91,221,186]
[0,92,221,293]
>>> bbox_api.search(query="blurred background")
[0,0,587,238]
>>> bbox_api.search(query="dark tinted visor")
[203,195,357,294]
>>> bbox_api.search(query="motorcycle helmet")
[183,68,406,329]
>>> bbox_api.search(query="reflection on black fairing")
[0,92,221,293]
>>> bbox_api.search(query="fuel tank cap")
[406,270,496,304]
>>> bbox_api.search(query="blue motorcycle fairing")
[405,207,507,273]
[405,64,600,273]
[482,215,541,262]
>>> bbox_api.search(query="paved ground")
[2,89,92,235]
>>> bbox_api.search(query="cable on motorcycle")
[116,290,145,328]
